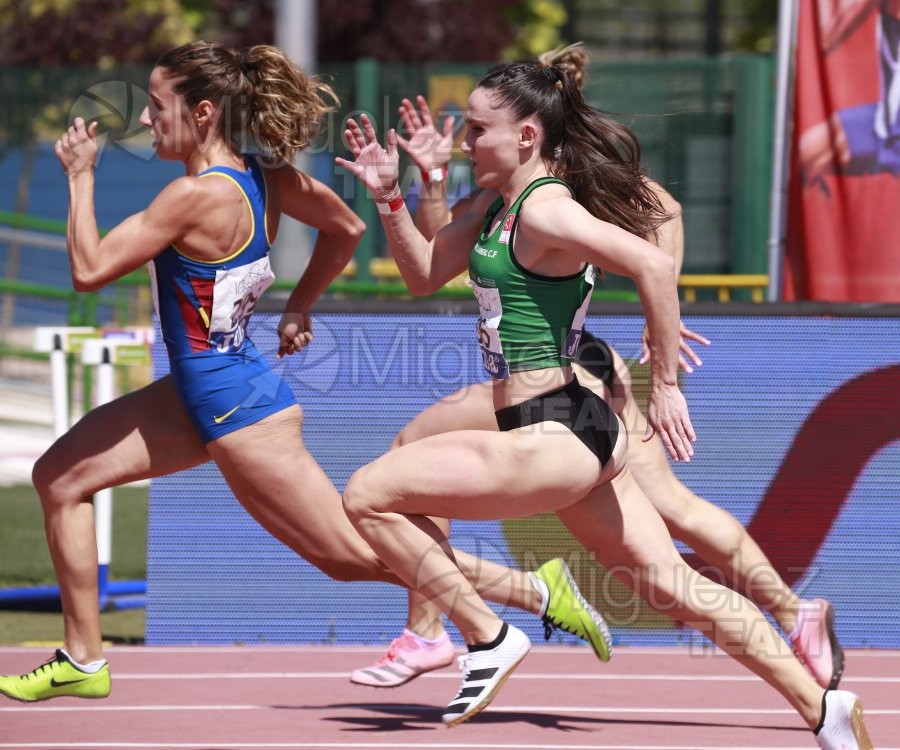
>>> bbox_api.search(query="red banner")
[786,0,900,301]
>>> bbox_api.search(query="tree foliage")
[1,0,199,65]
[1,0,779,66]
[734,0,779,54]
[206,0,567,63]
[502,0,568,60]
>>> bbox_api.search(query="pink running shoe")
[351,630,456,687]
[791,599,845,689]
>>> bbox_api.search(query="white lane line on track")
[2,645,900,656]
[48,671,896,683]
[4,745,900,750]
[1,704,898,715]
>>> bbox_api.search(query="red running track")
[0,645,898,749]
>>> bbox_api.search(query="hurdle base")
[0,580,146,612]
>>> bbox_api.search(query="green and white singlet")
[468,177,595,379]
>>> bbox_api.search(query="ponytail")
[477,57,667,239]
[156,41,338,164]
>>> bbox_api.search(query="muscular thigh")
[36,375,210,495]
[556,468,681,571]
[396,381,497,446]
[207,404,400,580]
[355,426,605,522]
[206,405,350,552]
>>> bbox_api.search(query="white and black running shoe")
[814,690,873,750]
[442,622,531,727]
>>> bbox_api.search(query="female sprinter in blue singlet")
[800,0,900,181]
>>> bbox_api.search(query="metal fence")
[0,55,774,350]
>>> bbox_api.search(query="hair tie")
[238,48,254,77]
[541,65,564,91]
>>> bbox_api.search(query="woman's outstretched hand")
[335,113,400,201]
[396,95,454,173]
[640,321,711,374]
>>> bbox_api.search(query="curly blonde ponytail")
[156,41,338,164]
[238,45,338,164]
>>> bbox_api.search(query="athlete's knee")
[616,549,690,610]
[390,423,418,450]
[32,450,89,510]
[670,495,746,555]
[342,465,380,527]
[312,549,389,583]
[652,489,698,538]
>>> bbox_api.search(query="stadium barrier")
[145,302,900,648]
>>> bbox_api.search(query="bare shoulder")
[257,159,317,193]
[519,186,583,225]
[644,177,680,213]
[531,179,572,200]
[149,176,210,217]
[158,175,202,201]
[466,187,499,215]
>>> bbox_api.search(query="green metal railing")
[0,211,639,341]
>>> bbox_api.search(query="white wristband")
[422,166,447,183]
[375,185,403,215]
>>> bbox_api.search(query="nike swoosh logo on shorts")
[213,405,241,424]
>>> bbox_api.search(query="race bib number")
[563,329,583,358]
[562,264,596,358]
[208,256,275,353]
[471,281,509,379]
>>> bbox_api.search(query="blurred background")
[0,0,780,488]
[0,0,781,328]
[1,0,898,648]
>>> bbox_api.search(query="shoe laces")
[19,651,64,682]
[542,569,592,641]
[542,584,589,641]
[372,633,417,666]
[449,654,472,700]
[542,617,558,641]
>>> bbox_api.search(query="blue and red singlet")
[149,158,296,442]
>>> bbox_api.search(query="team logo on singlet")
[498,213,516,244]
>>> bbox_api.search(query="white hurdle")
[80,331,154,606]
[33,326,100,439]
[28,326,154,609]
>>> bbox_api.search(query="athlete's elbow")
[332,218,366,263]
[347,215,366,244]
[338,215,366,251]
[70,267,106,293]
[640,251,677,290]
[403,274,438,297]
